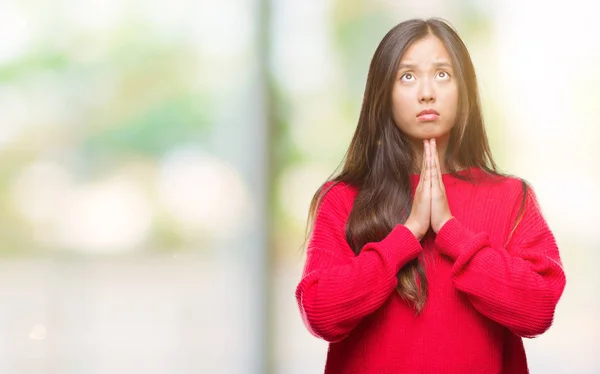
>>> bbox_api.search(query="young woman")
[295,18,566,373]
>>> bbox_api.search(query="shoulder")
[319,180,359,202]
[316,180,359,215]
[470,168,530,197]
[471,169,544,214]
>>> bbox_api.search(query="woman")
[295,18,566,373]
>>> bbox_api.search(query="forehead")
[399,35,452,65]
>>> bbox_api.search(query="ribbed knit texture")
[296,167,566,374]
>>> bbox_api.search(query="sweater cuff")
[434,217,475,260]
[366,224,423,274]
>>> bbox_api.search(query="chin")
[411,129,449,140]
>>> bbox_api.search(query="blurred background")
[0,0,598,373]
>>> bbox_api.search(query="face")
[391,34,458,145]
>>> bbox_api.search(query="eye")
[436,71,451,80]
[400,73,414,82]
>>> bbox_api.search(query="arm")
[434,185,566,338]
[295,184,423,343]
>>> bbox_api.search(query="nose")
[418,79,435,104]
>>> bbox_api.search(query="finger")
[432,138,445,190]
[425,140,431,186]
[429,139,438,189]
[420,140,427,182]
[427,141,433,189]
[416,141,426,191]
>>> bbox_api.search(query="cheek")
[391,97,413,131]
[391,89,414,116]
[441,85,459,113]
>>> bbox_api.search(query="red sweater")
[296,167,566,374]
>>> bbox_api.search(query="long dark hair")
[305,18,526,313]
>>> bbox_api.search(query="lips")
[417,109,439,117]
[417,108,440,122]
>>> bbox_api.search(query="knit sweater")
[295,167,566,374]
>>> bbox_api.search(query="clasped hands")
[404,139,453,241]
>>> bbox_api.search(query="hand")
[429,138,453,233]
[405,140,432,241]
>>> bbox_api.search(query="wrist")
[405,219,424,241]
[435,216,453,233]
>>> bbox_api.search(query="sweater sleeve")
[295,183,423,343]
[434,184,566,338]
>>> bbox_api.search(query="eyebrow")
[397,61,453,70]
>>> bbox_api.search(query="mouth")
[417,109,440,122]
